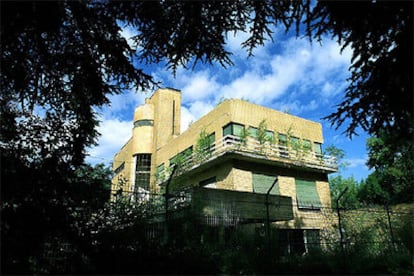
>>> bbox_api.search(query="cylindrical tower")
[132,99,154,154]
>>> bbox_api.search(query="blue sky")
[86,26,372,182]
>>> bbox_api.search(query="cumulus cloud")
[179,71,220,102]
[344,157,368,169]
[180,106,196,133]
[86,118,133,165]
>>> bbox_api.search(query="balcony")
[148,187,294,225]
[157,135,338,184]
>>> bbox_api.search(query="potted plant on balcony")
[195,129,214,163]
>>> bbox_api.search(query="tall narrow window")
[155,163,165,184]
[290,136,300,150]
[265,130,274,143]
[305,230,321,251]
[135,154,151,192]
[172,100,176,135]
[248,126,259,139]
[314,142,322,157]
[206,132,216,153]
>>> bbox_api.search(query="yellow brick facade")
[112,88,336,231]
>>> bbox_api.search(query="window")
[155,163,165,184]
[305,229,321,251]
[277,229,320,256]
[278,133,287,146]
[223,122,245,137]
[249,127,274,142]
[252,173,279,195]
[290,136,300,150]
[207,132,215,145]
[114,162,125,175]
[314,142,322,157]
[265,130,274,143]
[134,119,153,127]
[303,140,312,151]
[199,177,216,189]
[248,127,259,139]
[170,146,193,167]
[135,154,151,191]
[277,229,306,256]
[295,179,322,210]
[206,132,216,152]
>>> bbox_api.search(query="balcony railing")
[157,135,337,184]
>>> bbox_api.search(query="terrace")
[156,135,338,184]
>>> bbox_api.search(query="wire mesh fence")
[110,188,413,256]
[28,187,413,274]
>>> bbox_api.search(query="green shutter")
[295,179,322,209]
[253,173,279,195]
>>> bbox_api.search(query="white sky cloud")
[344,158,368,169]
[86,118,132,164]
[180,106,196,133]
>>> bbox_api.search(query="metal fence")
[113,188,414,256]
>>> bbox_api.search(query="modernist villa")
[111,88,338,254]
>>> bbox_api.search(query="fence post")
[385,202,396,252]
[336,187,348,255]
[266,178,278,251]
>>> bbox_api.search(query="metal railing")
[157,135,337,183]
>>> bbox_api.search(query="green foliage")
[365,131,414,203]
[330,175,360,209]
[0,149,115,273]
[324,145,350,171]
[358,172,390,205]
[256,119,271,145]
[195,129,213,161]
[1,1,156,167]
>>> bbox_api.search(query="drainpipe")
[266,178,279,251]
